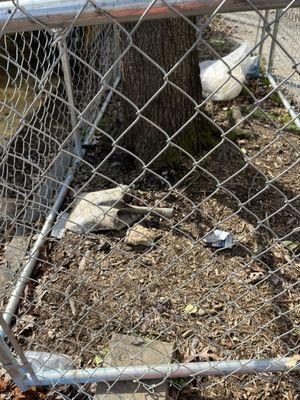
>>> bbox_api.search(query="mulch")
[7,75,299,399]
[1,18,299,400]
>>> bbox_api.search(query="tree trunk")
[120,17,217,168]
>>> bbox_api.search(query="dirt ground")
[0,18,299,400]
[5,71,298,400]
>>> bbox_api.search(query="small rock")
[78,250,92,271]
[122,245,133,251]
[231,105,244,127]
[124,225,156,247]
[130,337,145,346]
[198,308,207,317]
[47,329,56,339]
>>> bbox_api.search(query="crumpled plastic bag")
[200,42,258,101]
[25,351,73,373]
[51,185,174,237]
[64,185,136,234]
[65,204,142,234]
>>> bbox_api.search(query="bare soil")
[9,74,299,400]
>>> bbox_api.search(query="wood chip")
[124,225,156,247]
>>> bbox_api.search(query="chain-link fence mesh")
[0,21,119,295]
[0,1,299,400]
[267,7,300,111]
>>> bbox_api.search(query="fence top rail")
[0,0,299,33]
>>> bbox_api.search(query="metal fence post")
[266,8,300,128]
[0,314,39,391]
[113,24,121,80]
[257,10,269,71]
[0,337,29,392]
[58,34,82,158]
[267,9,282,74]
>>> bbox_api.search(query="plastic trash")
[51,185,174,237]
[65,204,141,234]
[51,211,70,239]
[200,42,258,101]
[25,351,73,373]
[203,229,234,249]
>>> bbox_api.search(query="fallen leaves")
[199,347,219,362]
[285,355,300,368]
[282,240,299,252]
[0,378,47,400]
[183,304,198,315]
[0,378,9,393]
[94,355,102,366]
[93,346,109,367]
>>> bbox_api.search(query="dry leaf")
[184,304,198,315]
[12,386,42,400]
[0,378,9,393]
[199,347,219,361]
[94,355,102,366]
[286,355,300,368]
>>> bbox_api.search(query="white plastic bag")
[200,42,258,101]
[51,185,174,237]
[25,351,73,373]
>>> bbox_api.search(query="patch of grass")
[280,120,300,134]
[251,108,270,123]
[209,37,235,56]
[285,124,300,134]
[227,129,253,142]
[269,91,282,106]
[258,74,270,87]
[269,111,300,133]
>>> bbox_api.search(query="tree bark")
[120,17,217,168]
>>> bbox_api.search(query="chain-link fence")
[266,7,300,126]
[0,1,299,399]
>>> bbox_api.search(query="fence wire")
[0,1,299,400]
[267,7,300,111]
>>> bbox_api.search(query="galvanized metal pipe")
[267,72,300,128]
[23,357,300,387]
[58,36,82,158]
[0,1,300,33]
[0,337,28,391]
[0,75,120,337]
[267,9,282,74]
[0,168,75,330]
[0,314,39,389]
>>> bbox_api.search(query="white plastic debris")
[200,42,258,101]
[51,211,69,239]
[203,229,234,249]
[51,185,174,237]
[65,204,141,234]
[25,351,73,373]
